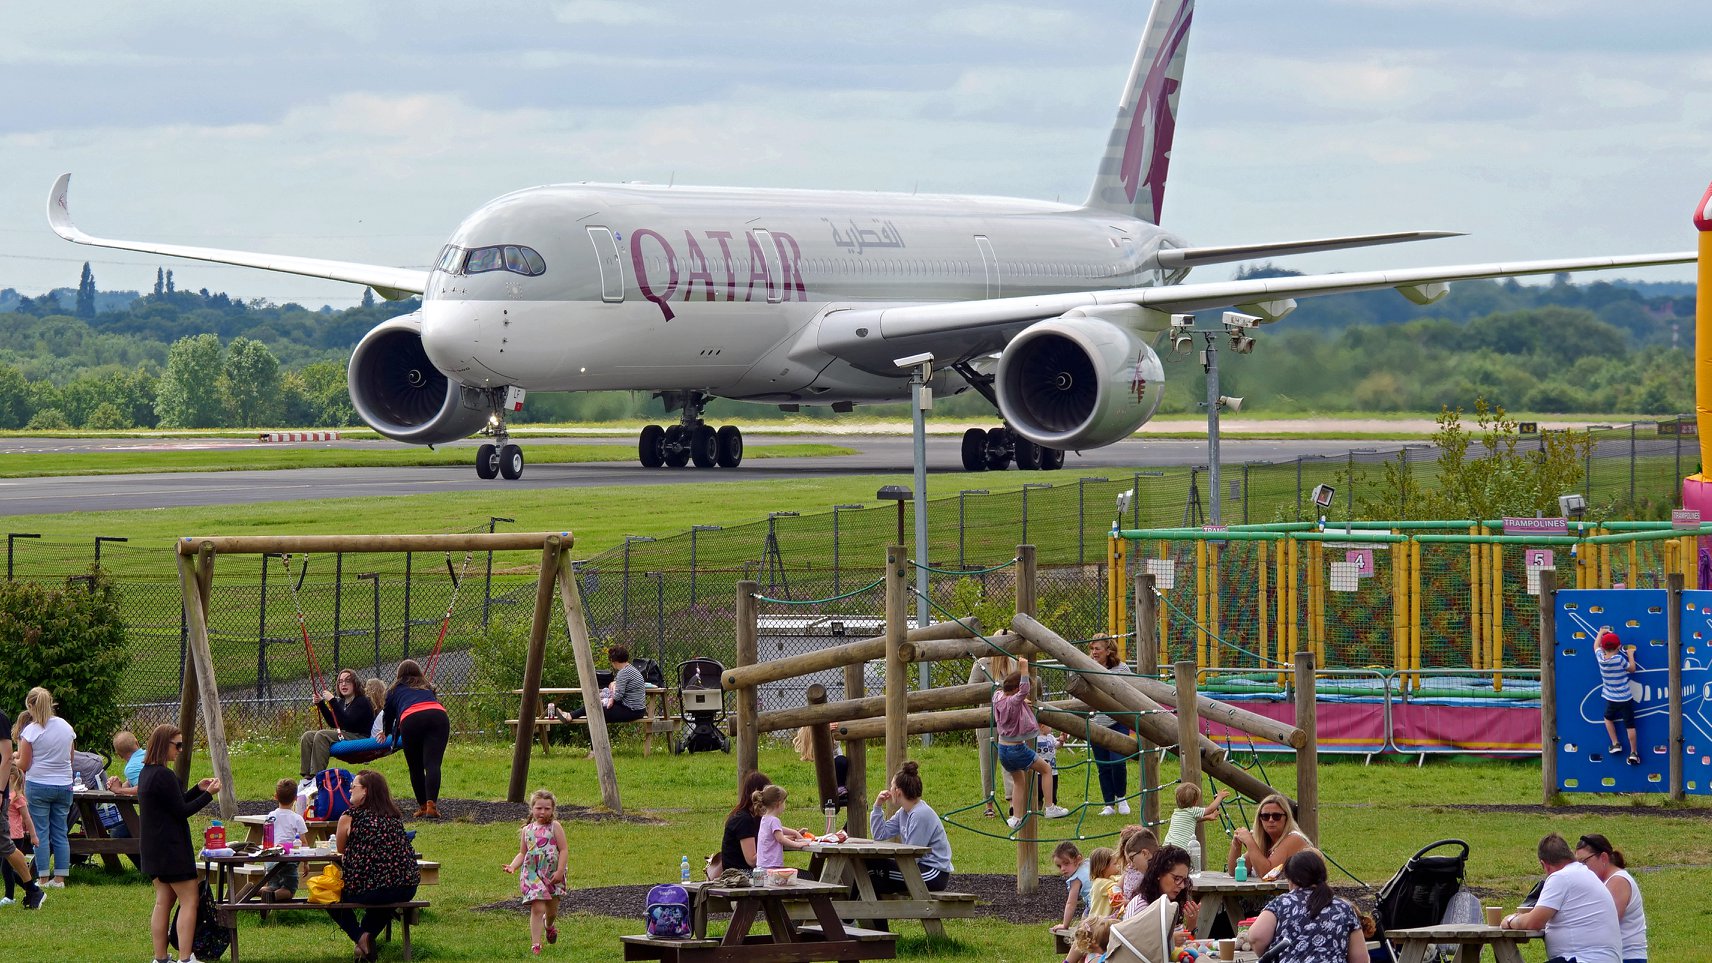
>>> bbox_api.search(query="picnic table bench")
[203,852,431,963]
[507,686,675,756]
[623,878,895,963]
[1385,923,1544,963]
[805,839,975,939]
[69,788,140,871]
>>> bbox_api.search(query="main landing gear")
[960,426,1063,472]
[637,390,744,469]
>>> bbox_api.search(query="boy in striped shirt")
[1595,626,1640,765]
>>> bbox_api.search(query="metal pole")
[621,535,654,627]
[359,573,380,678]
[485,516,513,629]
[650,572,666,672]
[1079,477,1109,565]
[909,364,933,743]
[1022,484,1052,546]
[832,510,857,594]
[94,536,127,567]
[1630,423,1637,506]
[403,552,412,660]
[333,552,344,669]
[1205,332,1222,525]
[258,555,269,699]
[7,533,39,580]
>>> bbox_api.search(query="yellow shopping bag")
[306,864,344,904]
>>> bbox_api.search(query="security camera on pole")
[1177,312,1257,525]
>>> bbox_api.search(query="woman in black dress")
[137,724,220,963]
[332,770,421,961]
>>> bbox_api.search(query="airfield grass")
[10,739,1711,962]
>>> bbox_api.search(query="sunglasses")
[1259,812,1286,822]
[171,740,185,748]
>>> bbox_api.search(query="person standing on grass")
[18,687,75,890]
[330,770,420,962]
[1501,832,1620,963]
[0,703,46,909]
[1086,638,1133,815]
[504,788,569,956]
[381,660,449,819]
[1573,834,1646,963]
[138,724,219,963]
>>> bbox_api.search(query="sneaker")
[1607,743,1623,754]
[22,887,43,910]
[531,944,542,956]
[1117,800,1132,815]
[45,879,65,889]
[1098,806,1116,816]
[298,777,315,796]
[1628,753,1641,766]
[1043,805,1071,819]
[1007,816,1023,830]
[0,897,12,906]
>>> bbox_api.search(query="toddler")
[1072,916,1114,963]
[259,778,309,901]
[1052,841,1090,932]
[504,788,569,955]
[992,659,1068,828]
[1161,782,1227,872]
[752,785,811,869]
[1595,626,1641,765]
[1035,728,1061,811]
[3,757,37,904]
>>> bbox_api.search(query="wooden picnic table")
[1187,871,1288,939]
[203,852,430,963]
[623,877,896,963]
[508,686,674,755]
[1385,923,1543,963]
[69,788,139,871]
[235,814,337,848]
[804,838,975,939]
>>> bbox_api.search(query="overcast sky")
[3,0,1708,306]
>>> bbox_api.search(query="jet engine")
[347,312,490,445]
[995,314,1164,451]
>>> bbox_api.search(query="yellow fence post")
[1210,542,1222,670]
[1468,528,1483,670]
[1410,537,1423,691]
[1257,545,1270,669]
[1108,535,1127,663]
[1195,538,1209,669]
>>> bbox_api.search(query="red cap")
[1697,182,1712,231]
[1598,630,1622,650]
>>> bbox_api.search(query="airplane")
[46,0,1693,481]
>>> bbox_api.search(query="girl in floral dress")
[504,789,569,955]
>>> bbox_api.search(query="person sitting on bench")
[550,646,647,724]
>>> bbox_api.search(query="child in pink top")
[992,658,1067,828]
[4,761,37,903]
[750,785,810,870]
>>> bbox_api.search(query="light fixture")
[1311,484,1335,510]
[1558,493,1587,519]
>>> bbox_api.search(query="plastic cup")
[1484,906,1502,927]
[282,839,294,854]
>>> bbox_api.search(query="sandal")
[983,806,997,818]
[546,924,558,945]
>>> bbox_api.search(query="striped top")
[1596,649,1632,702]
[610,664,647,711]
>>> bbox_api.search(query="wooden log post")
[1293,650,1319,844]
[1124,675,1307,750]
[508,536,562,805]
[177,543,238,818]
[1668,572,1685,802]
[805,684,842,816]
[1539,570,1558,806]
[735,581,760,779]
[554,548,622,813]
[1174,661,1201,859]
[884,545,911,789]
[1016,544,1038,896]
[843,660,869,837]
[720,620,976,692]
[173,542,213,788]
[1135,572,1161,829]
[757,683,993,732]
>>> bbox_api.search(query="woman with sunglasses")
[1226,793,1311,880]
[1574,834,1647,963]
[137,724,221,963]
[1245,851,1365,963]
[1136,844,1199,933]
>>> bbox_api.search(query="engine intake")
[347,312,490,445]
[995,315,1164,450]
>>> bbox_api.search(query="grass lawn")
[12,738,1710,962]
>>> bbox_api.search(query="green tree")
[84,402,131,430]
[0,364,29,429]
[221,336,281,427]
[0,570,130,746]
[76,262,96,320]
[154,333,225,428]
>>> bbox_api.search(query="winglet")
[47,173,87,243]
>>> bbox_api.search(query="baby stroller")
[1373,839,1479,962]
[672,657,730,754]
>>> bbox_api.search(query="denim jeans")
[24,781,72,879]
[1092,721,1132,804]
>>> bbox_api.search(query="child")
[259,778,310,901]
[1119,827,1160,918]
[1053,841,1090,933]
[1595,626,1641,765]
[2,756,36,905]
[1161,783,1228,872]
[992,659,1068,828]
[1070,916,1114,963]
[1084,847,1124,919]
[752,785,811,869]
[503,788,569,956]
[1035,727,1061,811]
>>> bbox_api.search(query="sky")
[3,0,1708,307]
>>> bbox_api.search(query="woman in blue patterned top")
[1245,851,1364,963]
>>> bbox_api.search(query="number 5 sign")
[1527,549,1555,570]
[1345,549,1374,579]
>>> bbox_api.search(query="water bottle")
[263,814,276,848]
[680,855,691,883]
[1234,854,1248,882]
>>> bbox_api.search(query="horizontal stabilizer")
[1157,230,1462,269]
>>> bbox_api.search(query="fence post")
[1079,477,1108,566]
[1668,572,1685,801]
[843,655,870,838]
[1135,572,1160,831]
[1241,464,1250,525]
[1295,457,1304,521]
[735,580,760,778]
[1584,429,1593,498]
[1294,649,1319,844]
[403,552,412,660]
[7,532,40,580]
[486,515,514,629]
[1174,660,1202,858]
[359,572,380,678]
[257,555,270,700]
[1540,569,1558,806]
[333,552,344,669]
[94,535,127,567]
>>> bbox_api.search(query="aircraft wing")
[1157,230,1463,270]
[815,249,1695,361]
[47,174,428,301]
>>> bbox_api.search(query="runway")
[0,434,1383,515]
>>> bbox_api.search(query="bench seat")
[216,899,430,963]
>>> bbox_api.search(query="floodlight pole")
[908,362,933,741]
[1203,332,1222,525]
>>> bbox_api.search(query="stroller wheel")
[671,735,684,755]
[718,731,731,753]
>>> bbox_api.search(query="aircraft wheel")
[1014,435,1040,470]
[960,428,988,472]
[716,425,744,468]
[690,424,719,468]
[664,425,691,468]
[985,426,1013,470]
[476,443,499,480]
[639,425,665,468]
[1039,447,1065,470]
[499,444,524,480]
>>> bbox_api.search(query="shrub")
[0,568,129,746]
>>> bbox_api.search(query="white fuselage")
[419,183,1185,404]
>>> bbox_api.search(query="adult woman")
[1087,638,1131,816]
[381,660,449,819]
[137,724,220,963]
[869,760,953,893]
[1575,833,1647,963]
[18,687,75,889]
[554,646,647,723]
[300,669,375,780]
[1226,793,1312,879]
[719,770,772,874]
[1135,844,1198,931]
[1245,851,1364,963]
[331,771,420,962]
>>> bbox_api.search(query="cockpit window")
[462,244,546,277]
[435,245,464,273]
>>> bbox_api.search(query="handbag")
[306,863,344,904]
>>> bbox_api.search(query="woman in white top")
[1575,833,1646,963]
[17,687,76,889]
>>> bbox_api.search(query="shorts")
[1604,698,1636,727]
[261,861,301,891]
[0,830,13,858]
[997,742,1037,773]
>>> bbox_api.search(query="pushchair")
[672,657,730,754]
[1372,839,1479,962]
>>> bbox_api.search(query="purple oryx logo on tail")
[1119,3,1193,223]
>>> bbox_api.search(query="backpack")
[644,883,693,939]
[169,880,231,960]
[631,657,666,689]
[311,768,354,821]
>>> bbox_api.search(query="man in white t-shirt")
[1501,832,1620,963]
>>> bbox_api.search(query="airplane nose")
[420,298,483,380]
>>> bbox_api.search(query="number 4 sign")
[1345,549,1374,579]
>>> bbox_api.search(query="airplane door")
[586,227,625,302]
[975,235,1000,298]
[753,229,785,303]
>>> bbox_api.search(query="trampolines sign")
[1553,589,1712,794]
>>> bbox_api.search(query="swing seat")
[329,735,401,765]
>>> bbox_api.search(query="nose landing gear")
[473,389,527,480]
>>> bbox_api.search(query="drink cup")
[1484,906,1503,927]
[1218,938,1236,960]
[282,838,294,854]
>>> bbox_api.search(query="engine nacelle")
[347,312,490,445]
[995,314,1164,450]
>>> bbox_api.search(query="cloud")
[549,1,667,27]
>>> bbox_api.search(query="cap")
[1598,630,1622,651]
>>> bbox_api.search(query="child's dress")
[518,822,569,902]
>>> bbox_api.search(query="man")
[0,705,46,909]
[1501,832,1619,963]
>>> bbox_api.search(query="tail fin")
[1084,0,1195,224]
